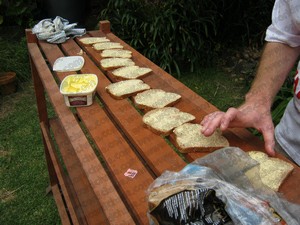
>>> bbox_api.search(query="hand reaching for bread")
[201,101,276,157]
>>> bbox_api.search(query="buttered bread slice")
[134,89,181,110]
[105,79,150,99]
[100,58,135,70]
[111,66,152,80]
[143,107,195,136]
[93,42,123,51]
[173,123,229,153]
[101,49,132,58]
[79,37,110,45]
[248,151,294,191]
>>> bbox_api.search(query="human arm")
[201,42,300,156]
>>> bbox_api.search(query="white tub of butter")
[60,74,98,107]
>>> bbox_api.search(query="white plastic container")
[60,74,98,107]
[53,56,84,72]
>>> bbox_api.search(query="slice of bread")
[133,89,181,110]
[248,151,269,163]
[248,151,294,191]
[111,66,152,80]
[173,123,229,153]
[143,107,195,136]
[79,37,110,45]
[101,49,132,58]
[93,42,123,51]
[100,58,135,70]
[105,79,151,99]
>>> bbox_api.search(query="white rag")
[32,16,86,44]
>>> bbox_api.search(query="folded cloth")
[32,16,86,44]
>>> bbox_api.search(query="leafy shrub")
[100,0,274,75]
[101,0,219,76]
[0,0,40,27]
[215,0,274,45]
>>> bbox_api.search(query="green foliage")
[0,35,31,82]
[0,0,39,26]
[215,0,274,45]
[179,68,247,111]
[101,0,218,76]
[100,0,274,75]
[0,82,61,225]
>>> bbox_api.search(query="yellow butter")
[61,74,97,93]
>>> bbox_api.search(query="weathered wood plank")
[27,42,136,224]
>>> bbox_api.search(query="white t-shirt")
[266,0,300,47]
[265,0,300,165]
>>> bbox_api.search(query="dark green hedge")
[100,0,275,75]
[0,0,40,26]
[101,0,218,74]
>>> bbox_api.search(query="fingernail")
[203,128,210,135]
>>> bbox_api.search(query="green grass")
[0,83,61,225]
[0,28,31,82]
[178,68,248,111]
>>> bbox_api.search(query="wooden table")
[25,21,300,225]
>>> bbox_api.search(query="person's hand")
[200,99,275,156]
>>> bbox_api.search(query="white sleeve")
[265,0,300,47]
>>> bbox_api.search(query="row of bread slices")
[79,37,294,192]
[79,36,152,80]
[79,37,230,153]
[106,82,230,154]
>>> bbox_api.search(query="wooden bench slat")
[52,184,72,225]
[77,103,154,225]
[50,118,104,225]
[27,42,136,225]
[40,121,78,225]
[38,40,156,224]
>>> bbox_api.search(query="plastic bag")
[32,16,86,44]
[147,147,300,225]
